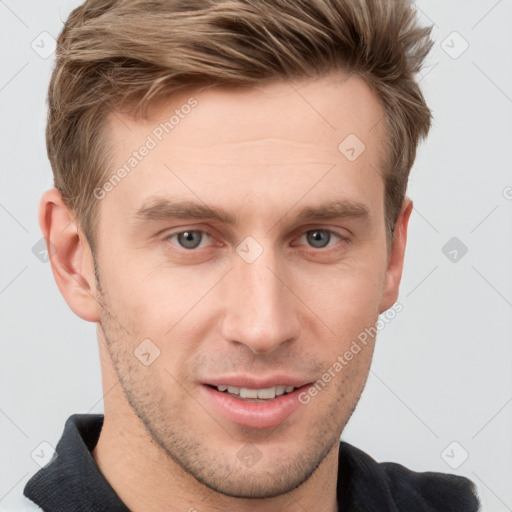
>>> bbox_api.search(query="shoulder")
[338,441,480,511]
[380,459,480,511]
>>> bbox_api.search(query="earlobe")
[39,189,101,322]
[379,198,413,314]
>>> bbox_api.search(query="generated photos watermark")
[93,97,198,200]
[298,301,403,405]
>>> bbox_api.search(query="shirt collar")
[24,414,130,512]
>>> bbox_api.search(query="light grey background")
[1,1,511,510]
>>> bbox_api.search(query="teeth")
[241,388,259,399]
[216,385,296,399]
[256,387,275,399]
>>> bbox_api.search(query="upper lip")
[203,375,312,389]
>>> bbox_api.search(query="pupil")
[178,231,201,249]
[307,230,329,248]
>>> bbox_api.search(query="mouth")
[200,380,312,429]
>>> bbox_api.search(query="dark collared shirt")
[23,414,480,511]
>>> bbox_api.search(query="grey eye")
[177,231,203,249]
[306,230,331,248]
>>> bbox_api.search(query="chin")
[192,460,318,499]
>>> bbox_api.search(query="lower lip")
[200,385,308,429]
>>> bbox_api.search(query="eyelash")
[164,227,350,252]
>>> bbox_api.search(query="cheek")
[296,260,386,331]
[99,246,219,326]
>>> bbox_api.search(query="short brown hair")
[47,0,432,250]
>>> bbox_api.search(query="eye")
[299,229,344,249]
[167,230,212,250]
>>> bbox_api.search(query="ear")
[379,198,413,313]
[39,188,101,322]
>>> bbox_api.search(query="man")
[24,0,480,510]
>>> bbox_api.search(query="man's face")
[93,73,393,498]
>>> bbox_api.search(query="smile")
[201,381,311,429]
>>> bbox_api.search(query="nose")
[220,248,301,354]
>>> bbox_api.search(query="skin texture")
[40,72,412,512]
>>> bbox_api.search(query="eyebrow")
[134,197,370,225]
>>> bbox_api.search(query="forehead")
[99,73,386,225]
